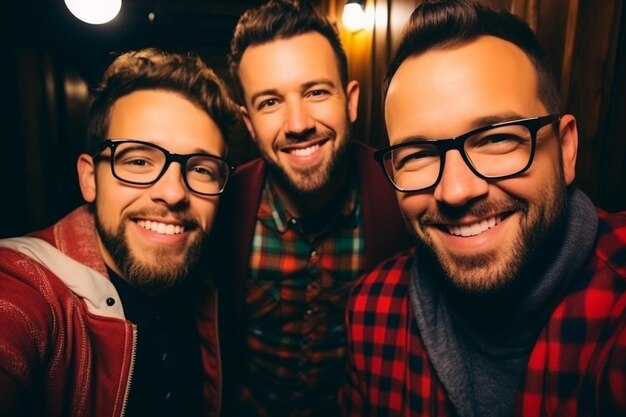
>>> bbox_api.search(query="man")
[0,48,238,417]
[212,1,412,416]
[342,1,626,416]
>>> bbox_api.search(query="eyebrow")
[248,78,338,105]
[301,78,337,90]
[249,88,280,106]
[117,139,217,156]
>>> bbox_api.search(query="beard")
[410,171,568,297]
[94,207,205,297]
[263,127,351,197]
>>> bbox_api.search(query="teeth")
[137,220,184,235]
[447,215,501,237]
[289,144,319,157]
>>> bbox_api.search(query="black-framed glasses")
[374,114,561,193]
[93,139,235,196]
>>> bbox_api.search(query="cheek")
[194,199,220,231]
[503,154,562,202]
[251,115,282,144]
[397,193,429,220]
[318,104,347,128]
[94,177,146,221]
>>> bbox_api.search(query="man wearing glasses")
[0,48,237,417]
[342,1,626,416]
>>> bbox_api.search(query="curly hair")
[86,48,239,151]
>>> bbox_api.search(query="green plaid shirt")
[240,179,366,417]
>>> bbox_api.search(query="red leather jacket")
[0,206,221,417]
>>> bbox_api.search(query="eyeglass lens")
[111,141,228,195]
[384,123,534,191]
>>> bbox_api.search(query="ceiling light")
[64,0,122,25]
[342,0,366,32]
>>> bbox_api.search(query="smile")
[446,215,502,237]
[289,144,320,157]
[137,220,185,235]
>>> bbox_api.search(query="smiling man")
[342,1,626,416]
[0,48,238,417]
[211,1,412,416]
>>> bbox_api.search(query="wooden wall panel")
[326,0,626,211]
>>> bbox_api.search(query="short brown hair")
[227,0,349,102]
[87,48,239,151]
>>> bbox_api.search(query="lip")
[444,214,502,237]
[129,215,195,245]
[137,219,185,235]
[429,211,515,254]
[280,137,329,152]
[279,137,330,166]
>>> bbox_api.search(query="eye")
[117,154,159,171]
[470,132,529,155]
[257,97,280,111]
[393,146,439,171]
[187,157,223,182]
[191,166,216,179]
[306,89,330,99]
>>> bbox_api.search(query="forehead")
[108,90,225,155]
[385,36,545,142]
[238,32,342,94]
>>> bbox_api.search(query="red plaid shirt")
[240,181,366,417]
[342,209,626,417]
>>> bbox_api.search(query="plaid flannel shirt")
[342,209,626,417]
[240,181,366,417]
[211,143,414,417]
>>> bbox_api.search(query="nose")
[149,162,189,206]
[433,150,488,206]
[284,98,315,137]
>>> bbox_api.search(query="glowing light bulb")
[342,1,366,32]
[64,0,122,25]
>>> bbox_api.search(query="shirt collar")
[258,174,360,236]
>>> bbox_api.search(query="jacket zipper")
[120,323,138,417]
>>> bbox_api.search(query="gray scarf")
[408,187,598,417]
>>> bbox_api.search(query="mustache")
[125,207,199,229]
[280,130,335,146]
[421,198,528,225]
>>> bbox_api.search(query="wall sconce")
[342,0,366,32]
[64,0,122,25]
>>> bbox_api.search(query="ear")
[558,114,578,185]
[345,80,360,123]
[240,105,257,140]
[77,153,97,203]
